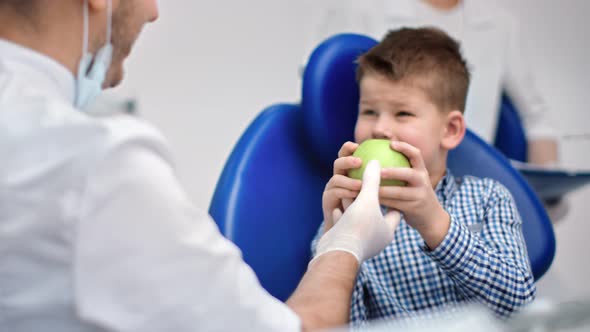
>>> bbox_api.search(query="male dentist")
[0,1,400,331]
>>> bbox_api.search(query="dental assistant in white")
[0,1,401,331]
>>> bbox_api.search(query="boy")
[315,27,536,325]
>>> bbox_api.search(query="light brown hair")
[356,27,470,113]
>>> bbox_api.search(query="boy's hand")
[378,141,451,249]
[322,142,362,233]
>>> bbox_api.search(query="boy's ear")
[441,110,466,150]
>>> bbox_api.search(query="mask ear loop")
[82,0,88,58]
[76,0,114,109]
[106,0,112,47]
[81,0,112,74]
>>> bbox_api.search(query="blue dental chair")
[209,34,555,301]
[494,94,528,163]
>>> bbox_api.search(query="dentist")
[0,1,400,331]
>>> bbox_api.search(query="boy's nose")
[372,119,394,140]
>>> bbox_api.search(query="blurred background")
[106,0,589,301]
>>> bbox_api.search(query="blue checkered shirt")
[312,170,536,326]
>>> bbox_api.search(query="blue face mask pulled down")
[75,0,113,110]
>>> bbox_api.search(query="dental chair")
[209,34,556,301]
[494,94,528,162]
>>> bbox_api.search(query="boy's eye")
[360,109,378,116]
[396,111,413,117]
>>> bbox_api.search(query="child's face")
[355,73,450,174]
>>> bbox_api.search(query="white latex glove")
[311,160,401,264]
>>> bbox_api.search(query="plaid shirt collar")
[434,169,456,205]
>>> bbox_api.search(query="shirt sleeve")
[74,142,300,332]
[349,271,368,325]
[502,13,558,141]
[424,180,536,318]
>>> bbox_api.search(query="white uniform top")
[0,39,300,332]
[303,0,556,143]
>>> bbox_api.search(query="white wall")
[110,0,306,209]
[110,0,590,301]
[493,0,590,301]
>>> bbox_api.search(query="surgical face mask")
[75,0,113,110]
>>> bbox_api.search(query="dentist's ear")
[87,0,120,12]
[87,0,107,11]
[441,110,466,150]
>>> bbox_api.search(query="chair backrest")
[209,104,330,301]
[494,94,528,162]
[209,33,555,301]
[448,131,555,279]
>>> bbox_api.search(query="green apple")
[347,139,410,186]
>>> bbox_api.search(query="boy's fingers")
[332,208,343,225]
[327,188,360,199]
[380,167,415,184]
[378,186,417,201]
[391,141,426,170]
[326,174,362,191]
[342,198,353,210]
[333,156,363,175]
[337,141,359,158]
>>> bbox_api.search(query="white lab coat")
[302,0,556,143]
[0,39,300,332]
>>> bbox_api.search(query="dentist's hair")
[0,0,37,16]
[356,27,470,114]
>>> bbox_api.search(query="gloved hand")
[311,160,401,264]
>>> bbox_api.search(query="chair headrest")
[301,34,378,168]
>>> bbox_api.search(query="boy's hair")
[356,27,470,113]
